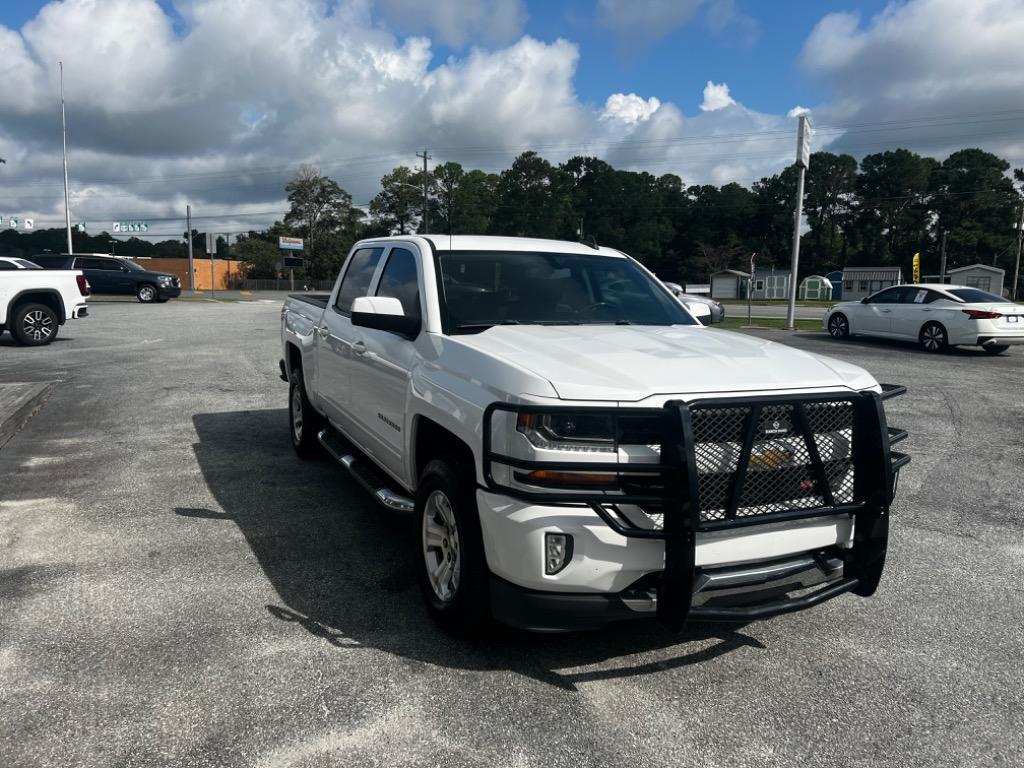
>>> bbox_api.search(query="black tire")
[827,312,850,339]
[919,322,948,353]
[983,344,1009,355]
[11,302,60,346]
[137,283,158,303]
[415,457,490,636]
[288,368,324,458]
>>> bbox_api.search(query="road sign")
[9,217,18,229]
[283,256,304,269]
[113,220,149,233]
[205,232,216,255]
[279,236,304,251]
[795,114,812,168]
[75,222,86,232]
[24,218,33,230]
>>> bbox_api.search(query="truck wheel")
[137,283,157,303]
[12,303,60,346]
[919,322,948,353]
[288,369,324,458]
[415,457,490,635]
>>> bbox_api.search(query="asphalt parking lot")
[1,301,1022,768]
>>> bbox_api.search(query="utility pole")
[186,204,195,293]
[1013,205,1023,301]
[416,148,431,234]
[59,61,73,255]
[939,229,947,283]
[786,114,811,331]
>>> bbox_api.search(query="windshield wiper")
[453,320,520,332]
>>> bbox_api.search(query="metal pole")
[210,236,216,300]
[1012,205,1023,301]
[939,230,947,283]
[59,61,73,255]
[417,149,431,233]
[186,204,195,293]
[785,165,806,330]
[289,268,294,292]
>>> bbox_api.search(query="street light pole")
[1013,205,1023,301]
[416,149,431,234]
[786,114,811,331]
[59,61,73,255]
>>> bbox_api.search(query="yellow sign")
[912,252,920,283]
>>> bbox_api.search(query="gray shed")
[841,267,903,301]
[946,263,1005,295]
[710,270,749,300]
[749,268,791,300]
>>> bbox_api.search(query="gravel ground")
[1,301,1021,768]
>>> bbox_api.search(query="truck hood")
[453,325,875,401]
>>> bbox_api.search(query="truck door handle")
[316,325,329,338]
[352,341,367,355]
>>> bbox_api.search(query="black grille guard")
[482,384,909,630]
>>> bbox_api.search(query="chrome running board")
[317,428,415,515]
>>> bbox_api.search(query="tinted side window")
[868,287,902,303]
[77,257,113,270]
[335,247,384,314]
[32,255,70,268]
[0,261,15,270]
[376,248,420,320]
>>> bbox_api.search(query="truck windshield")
[437,251,695,332]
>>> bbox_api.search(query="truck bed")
[287,293,330,309]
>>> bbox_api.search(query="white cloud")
[377,0,528,48]
[597,0,759,49]
[787,106,811,118]
[800,0,1024,164]
[700,81,736,111]
[600,93,662,125]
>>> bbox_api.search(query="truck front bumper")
[489,552,853,632]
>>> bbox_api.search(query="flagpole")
[60,61,73,254]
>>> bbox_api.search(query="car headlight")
[516,412,616,452]
[157,275,173,285]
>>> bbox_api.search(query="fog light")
[545,532,573,575]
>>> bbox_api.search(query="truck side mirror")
[351,296,420,338]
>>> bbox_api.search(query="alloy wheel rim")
[830,316,846,337]
[140,286,155,301]
[23,310,53,341]
[291,386,303,442]
[422,489,461,602]
[923,327,942,350]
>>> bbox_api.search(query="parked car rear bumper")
[978,334,1024,346]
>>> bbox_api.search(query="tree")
[370,166,422,235]
[803,151,858,270]
[929,148,1019,269]
[284,165,359,276]
[854,149,936,266]
[233,233,281,278]
[492,151,568,238]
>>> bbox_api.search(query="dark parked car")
[32,253,181,303]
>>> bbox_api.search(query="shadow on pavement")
[182,408,763,690]
[798,331,1001,357]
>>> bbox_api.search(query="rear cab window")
[334,247,384,315]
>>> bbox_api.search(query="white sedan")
[823,283,1024,355]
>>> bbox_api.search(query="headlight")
[157,275,172,285]
[516,412,615,452]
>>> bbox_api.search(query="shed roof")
[842,267,902,279]
[947,262,1004,275]
[711,269,750,277]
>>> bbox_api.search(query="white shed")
[946,263,1005,295]
[798,275,834,301]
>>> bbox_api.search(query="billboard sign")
[283,256,304,269]
[278,236,304,251]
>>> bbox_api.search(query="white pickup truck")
[280,236,909,633]
[0,256,90,345]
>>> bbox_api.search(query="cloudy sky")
[1,0,1023,238]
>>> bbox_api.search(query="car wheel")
[288,368,324,458]
[415,457,490,635]
[12,302,60,346]
[983,344,1009,355]
[919,322,948,353]
[137,283,157,303]
[828,312,850,339]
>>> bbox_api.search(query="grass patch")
[715,317,821,332]
[718,299,834,307]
